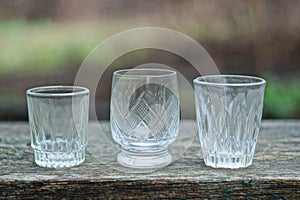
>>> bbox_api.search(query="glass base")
[117,149,172,169]
[34,148,85,168]
[203,153,253,169]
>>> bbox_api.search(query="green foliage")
[0,20,102,74]
[264,76,300,118]
[0,20,299,119]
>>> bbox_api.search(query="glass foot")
[117,149,172,169]
[203,153,253,169]
[34,148,85,168]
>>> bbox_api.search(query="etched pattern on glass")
[195,82,265,168]
[111,83,179,152]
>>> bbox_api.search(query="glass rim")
[193,75,266,86]
[113,68,177,78]
[26,85,89,97]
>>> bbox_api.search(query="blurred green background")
[0,0,299,120]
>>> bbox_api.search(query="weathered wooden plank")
[0,120,299,199]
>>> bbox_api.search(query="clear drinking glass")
[194,75,266,168]
[111,69,180,169]
[27,86,89,168]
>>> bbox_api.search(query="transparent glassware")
[27,86,89,168]
[111,69,180,169]
[194,75,266,169]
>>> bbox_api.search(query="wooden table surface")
[0,120,299,199]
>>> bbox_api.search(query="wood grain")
[0,120,299,199]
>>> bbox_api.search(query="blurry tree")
[0,0,299,120]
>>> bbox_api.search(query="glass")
[111,69,180,169]
[194,75,266,168]
[27,86,89,168]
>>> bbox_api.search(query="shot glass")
[110,69,180,169]
[194,75,266,168]
[27,86,89,168]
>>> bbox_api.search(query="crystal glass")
[194,75,266,168]
[27,86,89,168]
[111,69,180,169]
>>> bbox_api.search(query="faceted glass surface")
[27,86,89,168]
[194,75,266,168]
[111,69,180,169]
